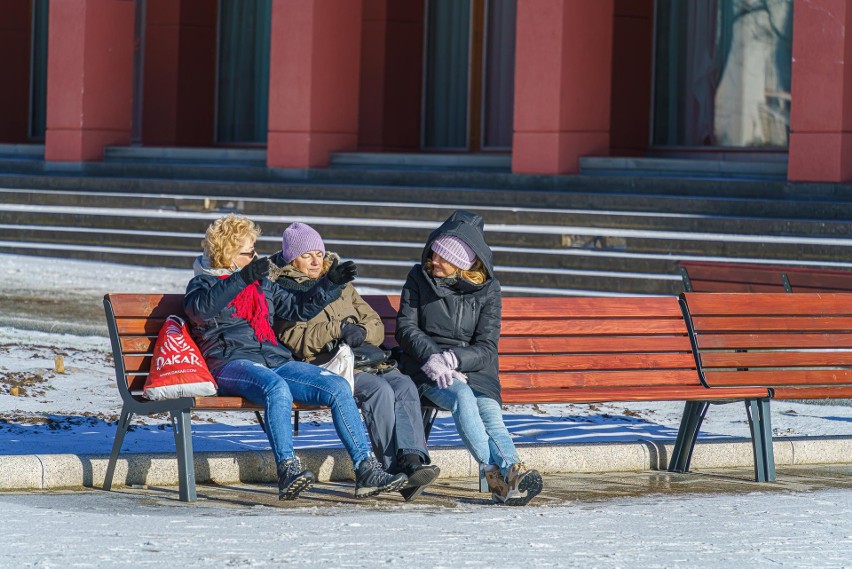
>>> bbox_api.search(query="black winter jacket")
[183,255,343,374]
[396,211,503,403]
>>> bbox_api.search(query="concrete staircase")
[3,169,852,296]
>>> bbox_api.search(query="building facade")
[0,0,848,182]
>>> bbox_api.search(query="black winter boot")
[399,453,440,502]
[354,456,408,498]
[277,457,316,500]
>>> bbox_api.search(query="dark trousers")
[354,368,430,472]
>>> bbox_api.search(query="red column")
[143,0,216,146]
[358,0,423,151]
[45,0,135,162]
[267,0,363,168]
[512,0,614,174]
[788,0,852,182]
[0,2,31,142]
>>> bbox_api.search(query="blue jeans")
[421,379,520,476]
[214,359,372,466]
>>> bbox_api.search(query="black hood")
[421,210,494,280]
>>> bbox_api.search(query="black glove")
[240,256,270,285]
[340,322,366,347]
[327,258,357,285]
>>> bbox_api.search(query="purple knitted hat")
[281,222,325,263]
[431,235,476,270]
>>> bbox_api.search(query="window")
[653,0,792,148]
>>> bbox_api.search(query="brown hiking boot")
[502,463,543,506]
[484,466,509,502]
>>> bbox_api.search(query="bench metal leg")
[669,401,709,473]
[746,398,775,482]
[293,410,300,437]
[104,407,133,491]
[254,411,266,434]
[422,406,439,442]
[170,409,197,502]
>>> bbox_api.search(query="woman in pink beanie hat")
[395,210,543,506]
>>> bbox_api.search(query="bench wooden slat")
[685,281,789,293]
[119,336,158,353]
[497,336,693,354]
[499,297,685,318]
[500,370,702,389]
[690,316,852,332]
[681,263,789,286]
[787,272,852,290]
[498,319,690,336]
[115,317,174,335]
[696,333,852,350]
[704,369,852,387]
[501,385,769,404]
[684,293,852,316]
[107,293,186,316]
[370,296,684,319]
[772,386,852,399]
[680,261,852,294]
[192,396,264,410]
[700,351,852,368]
[500,353,697,372]
[381,318,690,336]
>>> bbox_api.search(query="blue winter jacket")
[183,256,343,374]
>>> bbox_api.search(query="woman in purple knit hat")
[395,210,543,506]
[269,222,440,502]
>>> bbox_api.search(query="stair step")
[329,152,511,171]
[103,146,266,167]
[580,156,788,180]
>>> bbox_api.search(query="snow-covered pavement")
[4,480,852,568]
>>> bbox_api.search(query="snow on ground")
[1,252,851,457]
[4,486,852,568]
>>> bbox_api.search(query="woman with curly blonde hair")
[183,214,407,501]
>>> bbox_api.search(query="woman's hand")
[240,256,270,285]
[327,258,358,285]
[340,322,366,347]
[421,352,464,389]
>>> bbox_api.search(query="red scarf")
[218,276,277,344]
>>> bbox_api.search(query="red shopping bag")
[143,316,217,400]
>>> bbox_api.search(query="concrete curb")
[2,437,852,491]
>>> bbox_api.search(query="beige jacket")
[270,255,385,362]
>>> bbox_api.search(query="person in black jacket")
[184,214,407,501]
[396,210,543,506]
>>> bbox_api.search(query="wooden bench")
[681,292,852,481]
[104,293,773,502]
[679,260,852,293]
[371,295,773,482]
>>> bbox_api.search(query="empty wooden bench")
[682,292,852,481]
[679,260,852,293]
[370,295,773,482]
